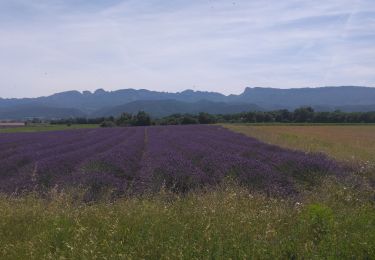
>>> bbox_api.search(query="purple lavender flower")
[0,125,344,196]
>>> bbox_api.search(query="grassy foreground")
[0,124,98,133]
[1,180,374,259]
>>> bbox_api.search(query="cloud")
[0,0,374,97]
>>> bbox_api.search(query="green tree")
[134,111,151,126]
[181,116,198,125]
[116,113,133,126]
[294,107,314,122]
[198,112,216,124]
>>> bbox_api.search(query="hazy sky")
[0,0,374,98]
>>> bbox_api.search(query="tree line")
[50,107,375,126]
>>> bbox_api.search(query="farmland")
[225,124,375,162]
[0,124,98,133]
[0,125,374,259]
[0,125,342,196]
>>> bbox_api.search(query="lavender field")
[0,125,342,197]
[1,125,374,259]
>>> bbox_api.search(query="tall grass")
[1,178,374,259]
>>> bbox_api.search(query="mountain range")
[0,86,374,119]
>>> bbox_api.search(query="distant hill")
[230,86,375,110]
[1,86,375,119]
[0,89,227,113]
[335,104,375,113]
[0,105,85,120]
[94,100,262,118]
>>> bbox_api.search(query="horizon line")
[1,85,373,99]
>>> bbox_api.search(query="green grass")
[0,124,99,133]
[0,180,374,259]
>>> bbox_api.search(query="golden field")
[225,124,375,163]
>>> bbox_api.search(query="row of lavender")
[0,125,343,196]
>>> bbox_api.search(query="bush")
[301,203,334,245]
[198,112,216,124]
[100,121,116,127]
[116,113,133,126]
[134,111,151,126]
[181,116,198,125]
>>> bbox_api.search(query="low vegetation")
[228,124,375,194]
[0,124,374,258]
[226,124,375,163]
[0,125,342,196]
[0,124,98,133]
[1,179,374,259]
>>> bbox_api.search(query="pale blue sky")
[0,0,374,98]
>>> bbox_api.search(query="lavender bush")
[0,125,344,196]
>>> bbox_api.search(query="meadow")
[0,124,98,133]
[1,181,374,259]
[0,124,374,259]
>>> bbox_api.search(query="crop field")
[0,124,98,133]
[225,124,375,163]
[0,125,342,197]
[1,125,374,259]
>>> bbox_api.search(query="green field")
[0,124,98,133]
[1,181,374,259]
[1,124,374,259]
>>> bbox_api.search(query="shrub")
[100,121,116,127]
[301,203,334,245]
